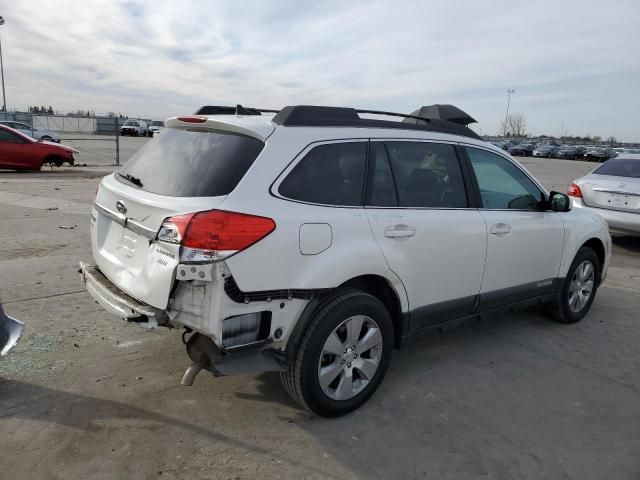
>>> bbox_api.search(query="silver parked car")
[569,154,640,235]
[0,120,61,142]
[532,145,559,157]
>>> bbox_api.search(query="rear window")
[117,128,265,197]
[594,158,640,178]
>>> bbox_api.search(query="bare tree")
[501,113,527,137]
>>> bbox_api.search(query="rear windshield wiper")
[118,172,143,188]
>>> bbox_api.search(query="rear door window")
[279,142,367,206]
[383,141,468,208]
[117,128,264,197]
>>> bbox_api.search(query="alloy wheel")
[317,315,383,401]
[568,260,595,313]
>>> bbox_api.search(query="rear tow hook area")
[180,332,286,386]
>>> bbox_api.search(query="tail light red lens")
[567,183,582,198]
[177,116,207,123]
[157,210,275,262]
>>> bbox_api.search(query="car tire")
[545,247,600,324]
[41,136,52,141]
[281,289,394,417]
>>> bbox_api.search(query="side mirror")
[548,191,571,212]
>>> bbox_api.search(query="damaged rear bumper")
[78,261,288,384]
[78,261,169,328]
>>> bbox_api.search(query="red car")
[0,124,76,170]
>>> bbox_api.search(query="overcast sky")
[2,1,639,139]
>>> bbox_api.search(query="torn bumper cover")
[78,262,170,328]
[78,262,286,385]
[0,304,24,357]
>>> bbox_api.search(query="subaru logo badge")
[116,200,127,215]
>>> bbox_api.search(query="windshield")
[151,121,164,126]
[593,158,640,179]
[124,121,139,126]
[117,128,265,197]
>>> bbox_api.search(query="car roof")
[270,105,481,140]
[165,113,499,151]
[613,154,640,160]
[173,104,486,142]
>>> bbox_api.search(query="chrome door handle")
[384,225,416,238]
[489,223,511,236]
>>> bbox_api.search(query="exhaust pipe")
[180,333,221,386]
[0,304,24,357]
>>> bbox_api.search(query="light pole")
[503,88,515,136]
[0,16,6,113]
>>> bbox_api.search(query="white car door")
[463,146,564,309]
[365,141,487,332]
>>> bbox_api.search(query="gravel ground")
[0,157,639,479]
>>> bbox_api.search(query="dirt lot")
[1,157,639,479]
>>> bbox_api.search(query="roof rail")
[271,105,481,140]
[194,105,279,116]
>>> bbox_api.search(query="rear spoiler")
[164,115,275,141]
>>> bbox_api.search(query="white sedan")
[569,154,640,236]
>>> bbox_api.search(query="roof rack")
[194,105,280,116]
[271,106,481,140]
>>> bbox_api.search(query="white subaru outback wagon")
[80,104,611,417]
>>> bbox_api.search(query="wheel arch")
[41,155,64,167]
[582,237,606,279]
[339,275,404,348]
[284,274,406,364]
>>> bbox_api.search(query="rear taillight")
[157,212,194,244]
[567,183,582,198]
[157,210,275,262]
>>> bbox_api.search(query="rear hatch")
[581,174,640,213]
[91,125,266,309]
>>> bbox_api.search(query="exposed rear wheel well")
[339,275,403,348]
[42,155,64,167]
[582,238,605,275]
